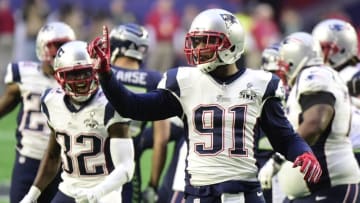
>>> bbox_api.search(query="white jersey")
[350,106,360,150]
[338,65,360,150]
[41,88,130,198]
[279,65,360,199]
[158,67,285,186]
[4,61,58,160]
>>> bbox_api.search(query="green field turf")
[0,107,18,203]
[0,107,173,203]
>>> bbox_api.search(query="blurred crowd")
[1,0,360,91]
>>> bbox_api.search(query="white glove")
[142,186,158,203]
[258,155,283,189]
[74,188,102,203]
[20,186,41,203]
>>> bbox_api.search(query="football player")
[108,23,171,203]
[276,32,360,202]
[312,19,360,165]
[0,22,75,203]
[20,41,134,203]
[89,9,321,203]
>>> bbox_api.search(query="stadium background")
[1,0,360,202]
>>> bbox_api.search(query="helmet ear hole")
[230,45,236,52]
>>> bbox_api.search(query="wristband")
[272,153,285,165]
[28,186,41,200]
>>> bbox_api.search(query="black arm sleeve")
[299,91,336,112]
[99,72,183,121]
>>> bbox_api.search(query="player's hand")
[293,152,322,183]
[258,158,281,189]
[87,25,111,74]
[19,186,41,203]
[74,188,101,203]
[142,186,158,203]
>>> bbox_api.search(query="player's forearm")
[150,143,167,188]
[0,86,21,118]
[99,72,179,120]
[150,120,170,188]
[33,151,61,191]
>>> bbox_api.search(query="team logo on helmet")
[220,13,238,29]
[328,23,347,31]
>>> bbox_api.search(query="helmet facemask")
[184,31,231,66]
[55,66,99,102]
[183,9,245,73]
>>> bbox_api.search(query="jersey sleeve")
[99,71,182,121]
[147,70,163,91]
[296,68,331,95]
[260,97,312,161]
[4,63,21,84]
[104,102,131,129]
[262,73,286,103]
[40,88,55,128]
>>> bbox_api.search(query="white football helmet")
[312,19,358,70]
[278,32,323,85]
[36,22,76,65]
[261,43,281,72]
[53,41,99,102]
[184,8,245,72]
[109,23,149,63]
[261,43,288,86]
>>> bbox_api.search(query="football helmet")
[109,23,149,63]
[278,32,323,85]
[261,43,288,86]
[312,19,358,70]
[261,43,281,72]
[36,22,76,65]
[184,8,245,72]
[53,41,99,102]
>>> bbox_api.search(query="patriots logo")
[41,24,54,32]
[283,37,302,45]
[306,74,315,80]
[220,14,238,29]
[329,23,347,31]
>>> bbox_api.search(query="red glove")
[293,152,322,184]
[87,25,111,74]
